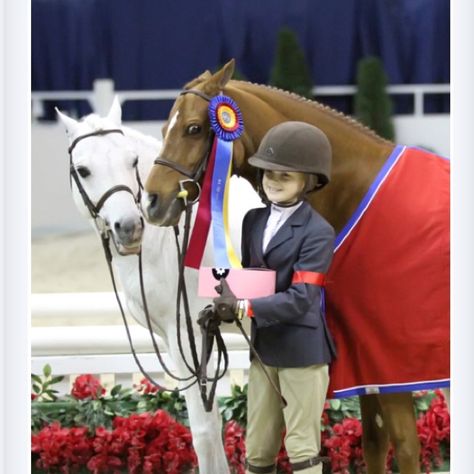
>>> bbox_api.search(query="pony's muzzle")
[113,217,143,246]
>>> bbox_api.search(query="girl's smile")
[262,170,306,205]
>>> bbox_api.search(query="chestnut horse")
[143,59,450,474]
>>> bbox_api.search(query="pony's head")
[57,98,145,255]
[144,59,241,226]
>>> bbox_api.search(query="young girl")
[214,121,337,474]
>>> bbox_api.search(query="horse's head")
[57,98,145,255]
[144,59,241,226]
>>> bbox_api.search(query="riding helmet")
[248,121,332,190]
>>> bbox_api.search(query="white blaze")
[165,111,179,139]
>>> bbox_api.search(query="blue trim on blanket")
[333,379,450,398]
[334,145,405,250]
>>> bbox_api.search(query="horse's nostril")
[114,222,121,231]
[148,193,159,209]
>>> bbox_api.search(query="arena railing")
[31,292,249,396]
[31,79,450,119]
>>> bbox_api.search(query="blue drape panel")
[32,0,449,119]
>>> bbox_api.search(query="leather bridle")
[67,127,229,405]
[68,129,143,237]
[152,89,215,205]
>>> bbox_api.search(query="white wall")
[32,116,450,237]
[393,115,449,157]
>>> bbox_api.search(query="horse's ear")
[184,70,212,90]
[56,107,79,138]
[202,59,235,96]
[106,96,122,126]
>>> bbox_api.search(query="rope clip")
[177,179,201,206]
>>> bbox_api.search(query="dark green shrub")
[354,56,395,141]
[269,27,313,99]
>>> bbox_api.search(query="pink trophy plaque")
[198,267,276,298]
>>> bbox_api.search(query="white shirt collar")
[270,201,303,215]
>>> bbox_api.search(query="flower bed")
[32,366,450,473]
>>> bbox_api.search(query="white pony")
[57,98,262,473]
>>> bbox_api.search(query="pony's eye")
[186,124,202,135]
[77,166,91,178]
[132,156,139,168]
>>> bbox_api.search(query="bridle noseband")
[152,89,216,205]
[68,129,144,236]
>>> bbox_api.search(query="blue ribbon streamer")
[211,139,233,268]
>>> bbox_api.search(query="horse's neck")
[226,81,394,231]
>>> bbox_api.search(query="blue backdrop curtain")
[32,0,450,119]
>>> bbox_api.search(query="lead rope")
[100,232,198,392]
[173,202,201,374]
[134,172,196,384]
[68,130,201,393]
[172,202,229,411]
[234,317,287,408]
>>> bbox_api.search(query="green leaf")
[224,408,233,421]
[32,384,41,394]
[111,385,122,397]
[119,388,133,399]
[43,364,52,378]
[329,399,342,411]
[31,374,43,384]
[44,390,58,401]
[50,375,65,385]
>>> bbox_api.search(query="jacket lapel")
[264,202,310,256]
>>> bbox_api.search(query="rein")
[68,129,227,405]
[173,202,229,411]
[156,89,287,408]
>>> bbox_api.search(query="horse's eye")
[77,166,90,178]
[132,156,139,168]
[186,124,202,135]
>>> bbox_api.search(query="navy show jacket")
[242,200,337,368]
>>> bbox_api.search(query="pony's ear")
[56,108,79,138]
[202,59,235,96]
[184,70,212,90]
[106,96,122,126]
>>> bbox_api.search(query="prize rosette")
[185,94,248,275]
[208,95,244,142]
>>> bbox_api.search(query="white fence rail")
[31,79,450,119]
[32,292,250,396]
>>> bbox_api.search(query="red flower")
[224,420,246,474]
[32,422,93,472]
[276,433,292,474]
[71,374,106,400]
[134,377,160,395]
[416,390,450,473]
[323,417,364,474]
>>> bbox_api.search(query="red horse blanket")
[325,146,450,398]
